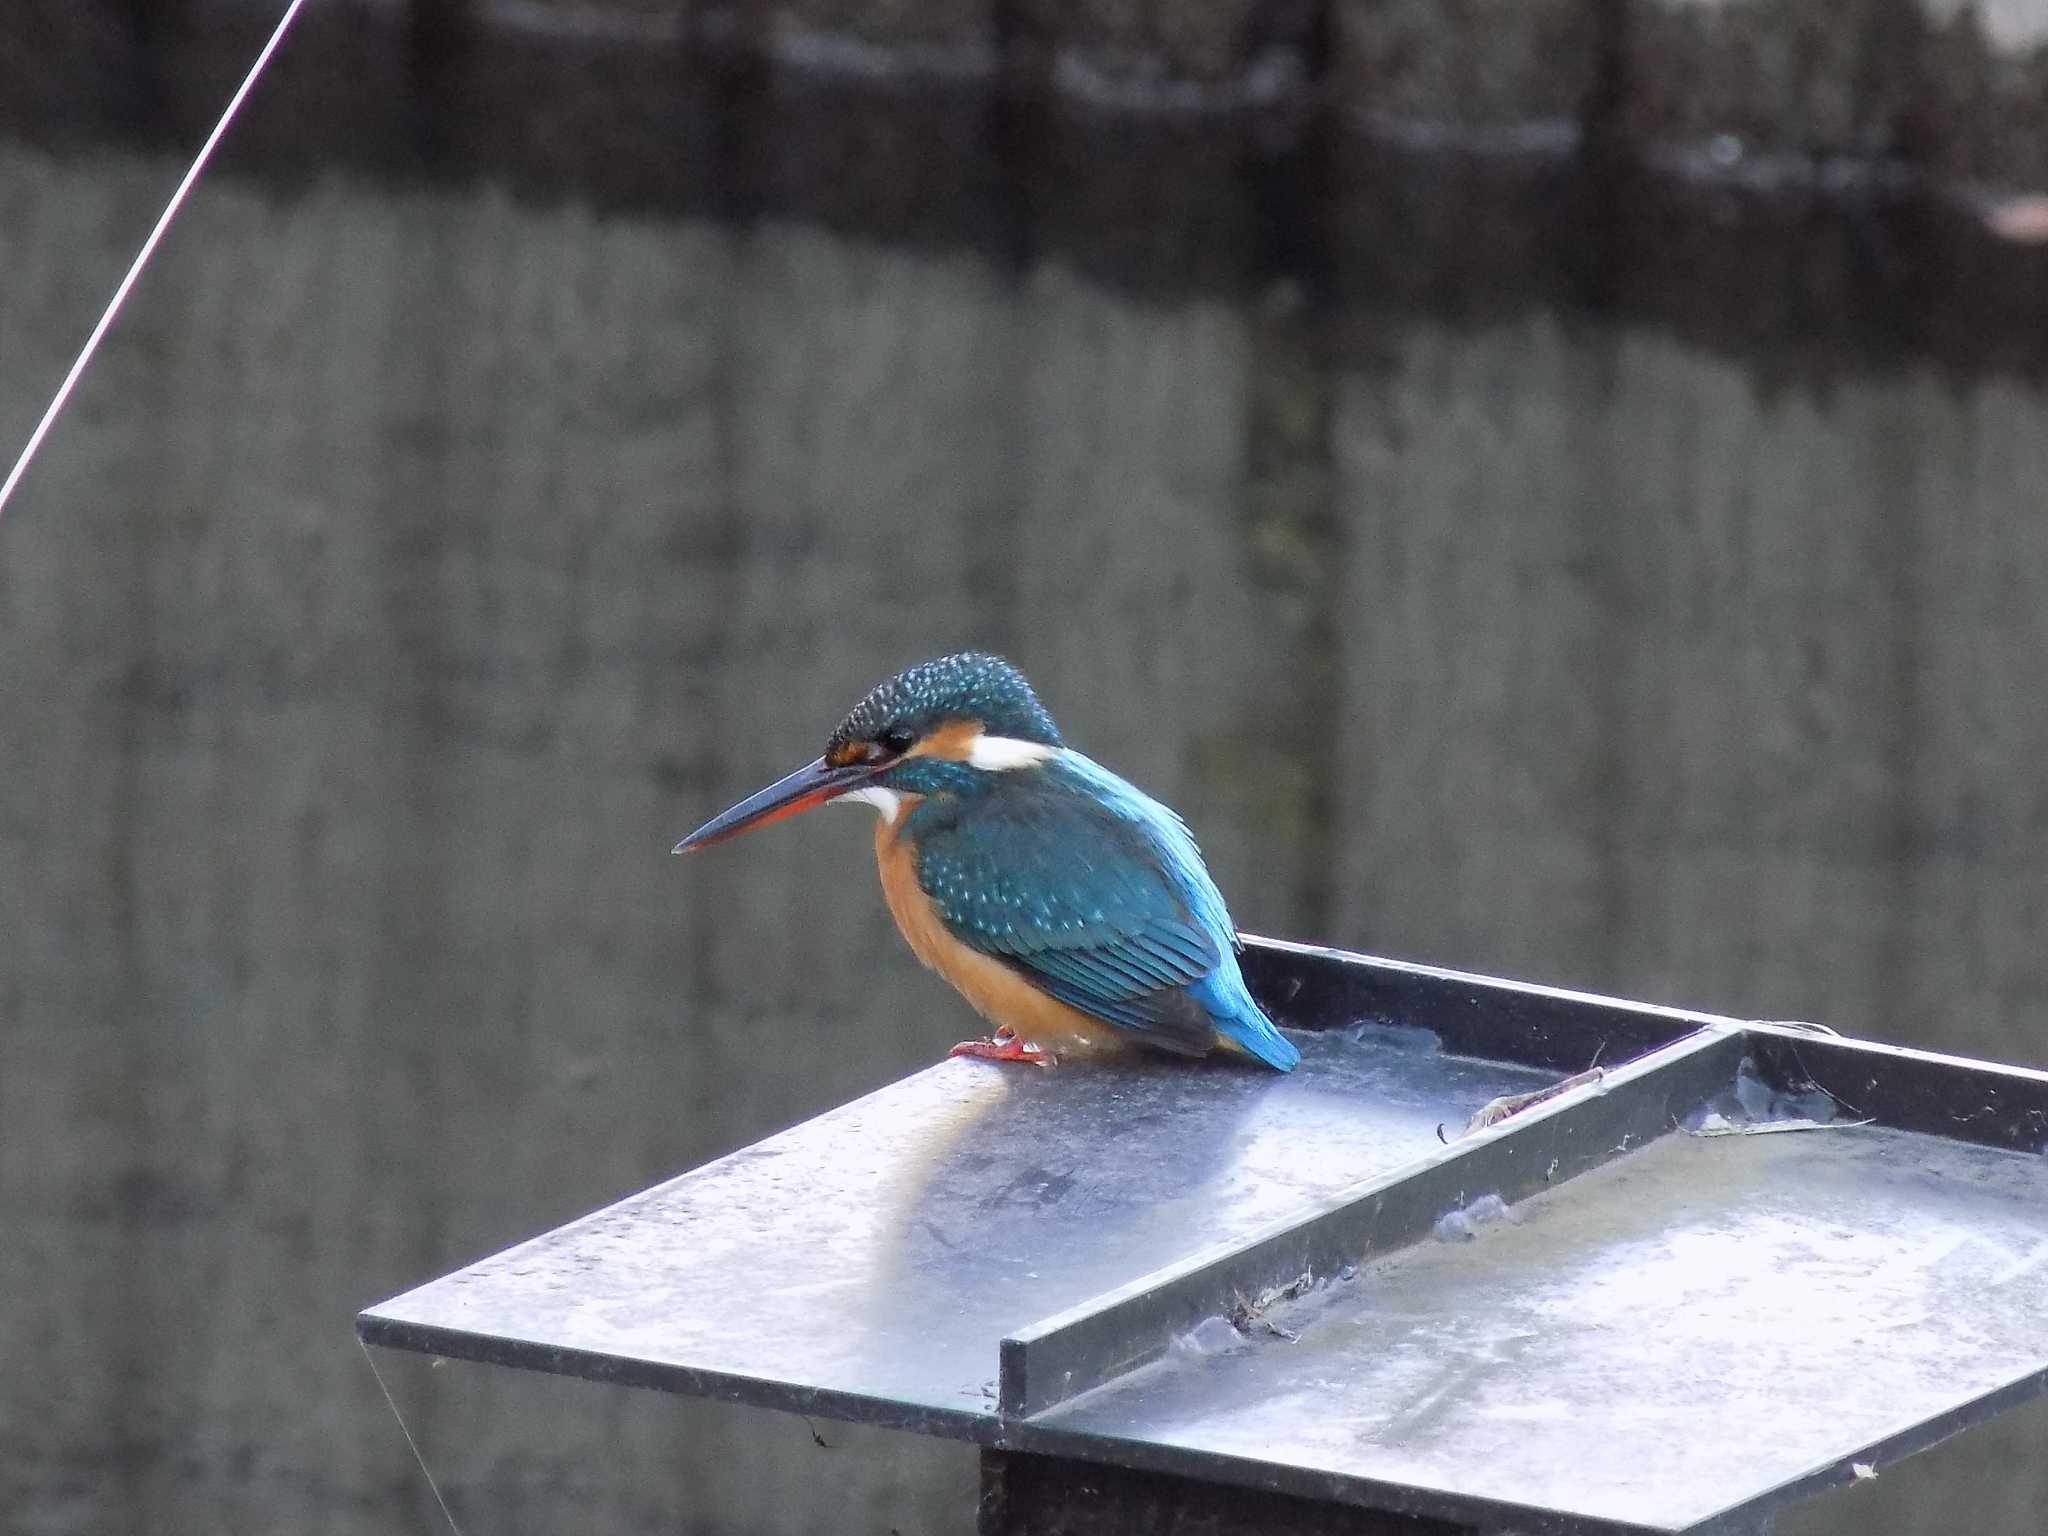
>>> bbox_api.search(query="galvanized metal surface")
[1239,939,1720,1073]
[359,944,2048,1533]
[1043,1124,2048,1534]
[999,1028,1748,1417]
[359,1014,1556,1430]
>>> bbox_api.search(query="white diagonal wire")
[0,0,312,524]
[358,1337,468,1536]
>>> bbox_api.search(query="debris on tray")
[1443,1067,1606,1142]
[1172,1315,1246,1358]
[1228,1269,1314,1341]
[1683,1058,1872,1138]
[1433,1192,1515,1243]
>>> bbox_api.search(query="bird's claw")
[949,1036,1054,1068]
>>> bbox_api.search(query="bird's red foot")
[949,1035,1053,1067]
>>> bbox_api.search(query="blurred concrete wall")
[3,1,2048,1532]
[4,135,2047,1536]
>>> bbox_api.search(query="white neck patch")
[966,734,1057,771]
[835,785,905,823]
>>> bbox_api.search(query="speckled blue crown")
[829,653,1063,753]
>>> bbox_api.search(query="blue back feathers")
[905,749,1300,1072]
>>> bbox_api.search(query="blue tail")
[1191,962,1301,1072]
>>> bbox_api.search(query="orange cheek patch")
[908,719,982,762]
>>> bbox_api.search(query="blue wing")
[907,753,1299,1070]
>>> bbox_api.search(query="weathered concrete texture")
[1330,0,2048,187]
[1333,0,1598,131]
[1331,318,2048,1065]
[4,137,2048,1536]
[1626,0,2048,185]
[1627,0,1931,153]
[18,0,2048,192]
[13,3,2048,394]
[469,0,1313,82]
[761,0,996,53]
[1007,0,1312,87]
[0,143,1307,1535]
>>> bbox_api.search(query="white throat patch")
[836,785,905,823]
[966,735,1057,771]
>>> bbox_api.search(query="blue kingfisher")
[675,653,1299,1071]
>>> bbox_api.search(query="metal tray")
[358,937,2048,1534]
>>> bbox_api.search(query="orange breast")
[874,811,1126,1058]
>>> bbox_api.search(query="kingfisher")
[673,653,1299,1071]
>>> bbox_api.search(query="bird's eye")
[878,725,915,756]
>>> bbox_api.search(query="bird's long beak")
[672,756,882,852]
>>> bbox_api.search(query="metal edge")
[351,1056,1017,1329]
[353,1309,998,1440]
[998,1026,1749,1418]
[1239,936,1731,1072]
[989,1413,1681,1536]
[1682,1362,2048,1534]
[1742,1024,2048,1151]
[354,940,1723,1364]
